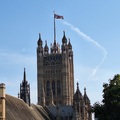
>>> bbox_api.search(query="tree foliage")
[93,74,120,120]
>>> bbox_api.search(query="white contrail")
[62,21,107,79]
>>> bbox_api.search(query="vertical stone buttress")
[61,32,74,105]
[37,34,44,105]
[0,83,5,120]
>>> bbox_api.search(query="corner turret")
[37,34,43,56]
[37,33,43,47]
[44,41,49,54]
[62,31,67,44]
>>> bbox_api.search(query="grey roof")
[47,105,74,117]
[6,94,50,120]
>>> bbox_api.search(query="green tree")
[93,74,120,120]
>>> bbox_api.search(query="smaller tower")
[73,82,82,119]
[83,87,92,120]
[20,68,30,106]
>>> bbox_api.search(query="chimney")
[0,83,5,120]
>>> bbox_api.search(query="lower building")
[0,82,92,120]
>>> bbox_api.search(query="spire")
[68,38,72,50]
[37,33,43,46]
[39,33,41,39]
[77,82,79,90]
[62,31,67,44]
[84,87,86,95]
[20,68,31,106]
[73,82,82,102]
[44,40,49,53]
[23,68,26,83]
[84,87,90,104]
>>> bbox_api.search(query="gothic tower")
[20,68,30,106]
[37,31,74,106]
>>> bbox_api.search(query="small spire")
[23,68,26,82]
[37,33,43,46]
[84,87,86,94]
[44,40,49,53]
[68,38,70,43]
[68,38,72,50]
[62,31,67,44]
[39,33,41,39]
[45,40,47,45]
[77,82,79,90]
[63,31,65,36]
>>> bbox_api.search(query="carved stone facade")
[36,29,92,120]
[73,83,92,120]
[37,32,74,106]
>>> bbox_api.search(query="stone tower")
[37,31,74,106]
[73,83,92,120]
[20,68,31,106]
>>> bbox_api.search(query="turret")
[83,87,92,120]
[37,33,43,47]
[68,38,72,50]
[37,33,43,56]
[61,31,68,53]
[84,87,90,105]
[44,41,49,54]
[73,82,82,103]
[62,31,67,44]
[73,82,82,119]
[68,38,73,60]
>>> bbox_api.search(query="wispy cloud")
[62,21,107,79]
[0,50,36,65]
[0,50,37,103]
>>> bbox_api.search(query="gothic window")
[52,81,55,95]
[57,80,61,95]
[46,81,50,96]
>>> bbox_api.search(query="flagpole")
[54,12,56,44]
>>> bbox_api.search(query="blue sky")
[0,1,120,105]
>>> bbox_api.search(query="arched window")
[57,80,61,95]
[46,81,50,96]
[52,81,55,95]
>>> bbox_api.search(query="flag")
[54,14,64,19]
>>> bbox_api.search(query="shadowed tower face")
[37,32,74,106]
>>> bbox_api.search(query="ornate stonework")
[37,32,74,106]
